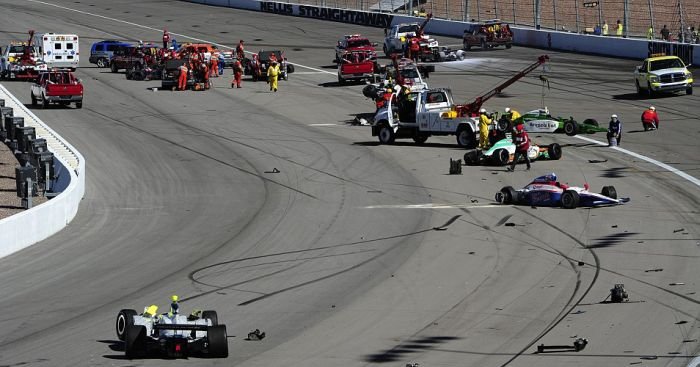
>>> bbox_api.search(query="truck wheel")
[96,58,107,68]
[31,92,37,106]
[506,43,512,49]
[337,74,345,85]
[378,124,395,144]
[202,310,218,326]
[413,135,428,144]
[41,94,48,109]
[687,87,693,95]
[647,82,654,97]
[561,190,580,209]
[116,309,137,341]
[75,101,83,109]
[456,126,476,148]
[383,44,389,57]
[463,42,471,51]
[493,148,509,166]
[207,325,229,358]
[110,62,118,73]
[564,120,578,136]
[601,186,617,199]
[480,39,487,50]
[635,81,643,96]
[547,143,562,160]
[125,325,146,359]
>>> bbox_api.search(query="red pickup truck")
[30,70,83,108]
[337,50,377,84]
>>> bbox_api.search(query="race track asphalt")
[0,1,698,366]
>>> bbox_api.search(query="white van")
[39,33,79,69]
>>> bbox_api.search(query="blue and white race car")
[495,173,629,208]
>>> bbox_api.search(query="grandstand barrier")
[188,0,700,65]
[0,84,86,259]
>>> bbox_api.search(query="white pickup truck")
[371,88,479,147]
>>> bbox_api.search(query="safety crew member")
[236,40,245,60]
[210,53,219,78]
[504,107,521,124]
[177,63,188,91]
[641,106,659,130]
[162,29,170,49]
[201,62,211,89]
[508,124,531,172]
[478,108,491,150]
[269,52,278,64]
[408,36,421,62]
[267,59,280,92]
[647,25,654,40]
[616,20,623,37]
[602,21,609,36]
[218,52,225,75]
[607,114,623,146]
[169,295,180,317]
[231,58,243,88]
[375,86,393,112]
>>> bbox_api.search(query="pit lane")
[0,1,698,366]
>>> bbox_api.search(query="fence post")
[623,0,628,37]
[464,0,468,21]
[512,0,516,25]
[598,0,603,33]
[493,0,498,19]
[476,0,480,21]
[574,0,579,33]
[648,0,654,38]
[535,0,541,29]
[678,0,685,42]
[447,0,451,20]
[553,0,558,30]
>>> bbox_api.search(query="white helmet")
[479,108,487,113]
[504,107,511,113]
[611,114,618,119]
[649,106,655,111]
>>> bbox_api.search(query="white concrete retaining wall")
[186,0,700,65]
[0,84,86,259]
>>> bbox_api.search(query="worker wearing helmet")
[236,40,245,60]
[607,114,623,146]
[507,124,531,171]
[641,106,659,131]
[267,60,280,92]
[169,295,180,317]
[210,53,219,78]
[504,107,521,123]
[408,36,421,62]
[478,108,492,150]
[162,29,170,49]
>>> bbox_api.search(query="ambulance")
[38,33,79,69]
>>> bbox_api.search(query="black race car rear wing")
[153,324,210,331]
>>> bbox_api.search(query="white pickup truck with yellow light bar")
[634,55,692,96]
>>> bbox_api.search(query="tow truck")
[335,34,377,63]
[0,30,47,80]
[383,14,439,60]
[370,55,549,146]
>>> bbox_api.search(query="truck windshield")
[9,45,27,54]
[649,58,685,71]
[347,39,371,48]
[398,25,419,33]
[400,68,419,79]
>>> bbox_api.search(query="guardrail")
[0,84,86,259]
[188,0,700,65]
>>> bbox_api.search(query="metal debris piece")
[610,284,629,303]
[247,329,266,341]
[449,158,462,174]
[644,268,663,272]
[669,282,685,286]
[536,338,588,353]
[673,228,684,233]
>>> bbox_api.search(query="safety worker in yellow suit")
[504,107,521,124]
[602,21,609,36]
[169,295,180,317]
[646,25,654,40]
[478,108,491,150]
[616,20,623,37]
[267,60,280,92]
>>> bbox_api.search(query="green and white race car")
[514,108,608,136]
[463,138,562,166]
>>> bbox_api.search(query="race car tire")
[287,64,294,73]
[125,70,132,80]
[457,50,465,60]
[493,148,509,166]
[582,118,599,127]
[456,126,476,148]
[362,85,378,99]
[413,134,429,144]
[116,309,137,341]
[202,310,218,326]
[207,325,229,358]
[496,117,510,132]
[601,186,617,199]
[96,58,107,68]
[463,149,480,165]
[561,190,580,209]
[110,62,118,73]
[499,186,517,204]
[378,124,395,144]
[31,92,37,106]
[687,87,693,95]
[547,143,562,160]
[564,120,578,136]
[125,324,146,359]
